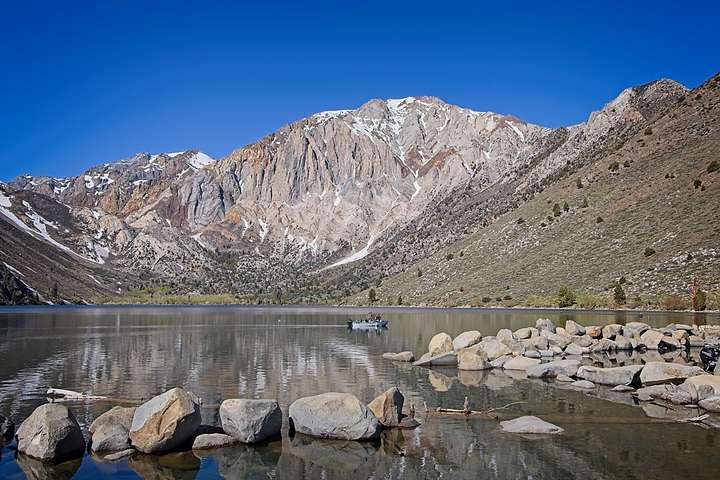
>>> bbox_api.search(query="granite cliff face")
[0,76,699,303]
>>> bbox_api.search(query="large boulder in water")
[458,349,492,371]
[564,320,585,336]
[428,333,453,356]
[526,359,581,379]
[16,403,86,462]
[452,330,482,351]
[367,387,404,426]
[639,362,705,386]
[219,399,282,444]
[129,387,201,454]
[576,365,643,386]
[90,406,136,453]
[289,392,380,440]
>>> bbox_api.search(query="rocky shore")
[383,319,720,429]
[0,385,419,470]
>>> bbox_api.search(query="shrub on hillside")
[553,203,562,217]
[644,247,656,256]
[563,201,569,212]
[693,179,702,189]
[446,253,454,261]
[576,178,584,189]
[608,161,620,172]
[613,283,626,305]
[481,296,491,303]
[708,160,720,173]
[644,127,653,135]
[557,286,576,308]
[516,217,525,224]
[660,294,687,311]
[596,216,604,223]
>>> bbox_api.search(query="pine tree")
[368,288,377,304]
[613,283,626,305]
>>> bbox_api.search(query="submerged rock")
[500,416,563,434]
[367,387,404,427]
[289,392,380,440]
[220,399,282,444]
[526,360,580,379]
[192,433,238,450]
[452,330,482,351]
[639,362,705,386]
[17,404,86,462]
[129,387,201,454]
[576,365,643,386]
[383,351,414,362]
[571,380,596,389]
[412,351,457,367]
[89,406,136,453]
[503,356,541,371]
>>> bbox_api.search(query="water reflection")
[0,306,718,479]
[16,454,82,480]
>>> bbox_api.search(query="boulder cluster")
[3,385,418,465]
[385,319,720,418]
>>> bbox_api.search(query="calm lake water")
[0,305,719,479]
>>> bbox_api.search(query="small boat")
[347,319,389,330]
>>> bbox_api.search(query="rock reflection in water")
[194,440,281,479]
[128,451,199,480]
[15,454,82,480]
[285,434,379,472]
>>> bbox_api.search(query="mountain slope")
[357,74,720,307]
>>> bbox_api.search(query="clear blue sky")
[1,0,718,180]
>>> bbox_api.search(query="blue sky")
[1,0,718,180]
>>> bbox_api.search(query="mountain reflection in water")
[0,306,719,479]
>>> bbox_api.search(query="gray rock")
[602,324,623,339]
[684,375,720,396]
[522,336,549,351]
[571,380,596,389]
[0,414,14,442]
[428,333,453,356]
[556,374,575,382]
[635,385,694,405]
[367,387,404,426]
[591,338,617,352]
[129,387,201,454]
[625,322,651,336]
[477,339,512,360]
[698,396,720,412]
[639,362,705,386]
[104,448,136,461]
[458,349,492,371]
[546,332,572,349]
[490,354,513,368]
[220,399,282,444]
[412,351,457,366]
[564,343,587,356]
[500,416,563,434]
[640,330,677,350]
[539,349,555,357]
[514,327,537,339]
[572,335,594,348]
[586,326,603,338]
[289,392,380,440]
[90,406,136,453]
[535,318,556,333]
[16,403,86,462]
[526,360,581,379]
[576,365,644,386]
[613,335,635,350]
[564,320,585,336]
[523,350,541,358]
[496,329,515,346]
[611,385,635,392]
[452,330,482,350]
[192,433,239,450]
[504,356,541,371]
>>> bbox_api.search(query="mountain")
[1,72,717,306]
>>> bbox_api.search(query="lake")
[0,305,719,479]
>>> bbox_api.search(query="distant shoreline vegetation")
[90,285,720,313]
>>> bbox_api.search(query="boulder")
[556,374,574,382]
[590,338,617,352]
[535,318,556,333]
[382,352,396,360]
[220,399,282,444]
[452,330,482,351]
[576,365,644,386]
[288,393,380,440]
[571,380,596,389]
[688,335,705,347]
[514,327,537,339]
[129,387,202,454]
[546,333,572,349]
[0,414,14,442]
[524,350,541,358]
[539,349,555,357]
[89,406,136,453]
[585,326,602,339]
[611,385,635,392]
[613,335,635,350]
[367,388,404,426]
[564,343,587,356]
[500,416,563,434]
[388,351,414,362]
[104,449,136,461]
[412,351,457,367]
[572,335,594,348]
[16,404,86,462]
[526,360,580,379]
[521,336,549,351]
[490,355,513,368]
[635,385,693,405]
[640,330,676,350]
[504,356,541,371]
[683,375,720,396]
[625,322,651,336]
[192,433,238,450]
[496,329,515,346]
[458,350,492,371]
[602,324,623,339]
[639,362,705,386]
[565,320,585,336]
[428,333,453,356]
[698,396,720,412]
[477,339,512,360]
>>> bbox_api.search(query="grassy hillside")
[353,75,720,309]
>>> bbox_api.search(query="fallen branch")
[47,388,108,401]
